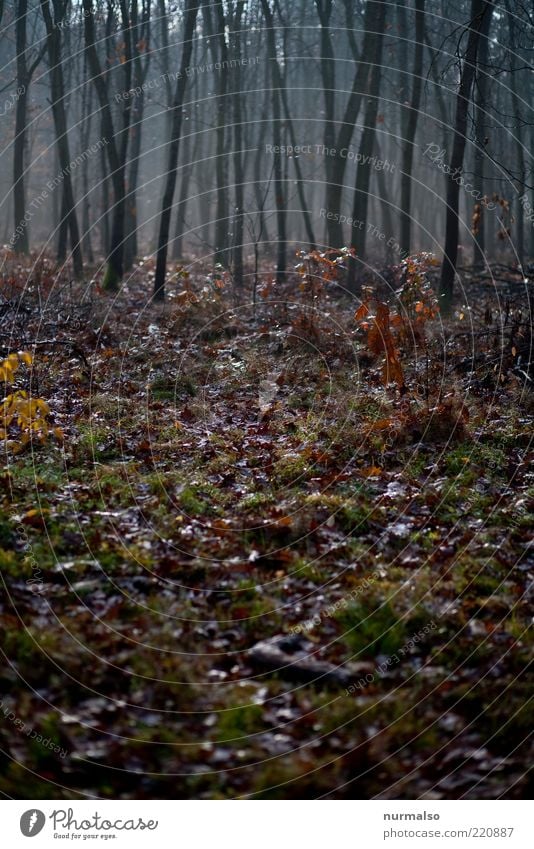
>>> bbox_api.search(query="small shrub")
[1,352,59,453]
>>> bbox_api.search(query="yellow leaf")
[36,399,50,415]
[0,365,13,382]
[19,351,33,366]
[360,465,383,478]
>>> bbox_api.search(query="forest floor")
[0,254,532,799]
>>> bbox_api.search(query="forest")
[0,0,532,802]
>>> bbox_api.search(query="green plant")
[1,352,59,452]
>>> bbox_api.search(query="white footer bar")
[4,800,529,848]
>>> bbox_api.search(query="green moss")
[0,546,18,575]
[177,484,222,516]
[272,453,311,485]
[444,442,507,477]
[76,425,117,462]
[336,600,407,657]
[217,704,264,741]
[1,628,40,664]
[338,501,370,534]
[149,374,196,401]
[238,491,275,511]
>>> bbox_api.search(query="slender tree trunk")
[347,0,387,289]
[57,188,68,262]
[172,127,192,260]
[253,130,269,249]
[124,0,150,271]
[399,0,425,256]
[157,0,173,136]
[203,1,229,266]
[99,130,110,257]
[439,0,491,314]
[316,0,336,203]
[154,0,199,301]
[472,4,492,266]
[260,0,286,282]
[80,59,94,264]
[13,0,30,254]
[507,5,525,270]
[325,0,385,248]
[274,4,315,248]
[40,0,83,277]
[83,0,132,291]
[424,23,452,204]
[374,138,395,265]
[231,1,246,290]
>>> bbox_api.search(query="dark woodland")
[0,0,532,801]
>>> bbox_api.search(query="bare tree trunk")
[124,0,151,271]
[203,1,229,266]
[507,4,525,270]
[439,0,491,314]
[80,58,94,264]
[154,0,199,301]
[374,138,395,265]
[274,2,316,249]
[99,131,109,257]
[83,0,132,291]
[399,0,425,256]
[326,0,386,248]
[171,127,192,260]
[57,187,68,262]
[316,0,336,215]
[13,0,30,254]
[157,0,173,131]
[230,1,246,290]
[260,0,286,282]
[472,3,492,266]
[40,0,83,278]
[347,0,387,289]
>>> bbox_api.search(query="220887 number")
[470,828,514,838]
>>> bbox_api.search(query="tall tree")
[326,0,388,248]
[439,0,492,314]
[348,0,387,281]
[12,0,43,254]
[203,0,230,266]
[40,0,83,277]
[124,0,151,271]
[273,0,316,249]
[507,3,525,271]
[230,0,246,289]
[83,0,133,291]
[154,0,199,301]
[261,0,287,282]
[399,0,425,256]
[471,2,492,266]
